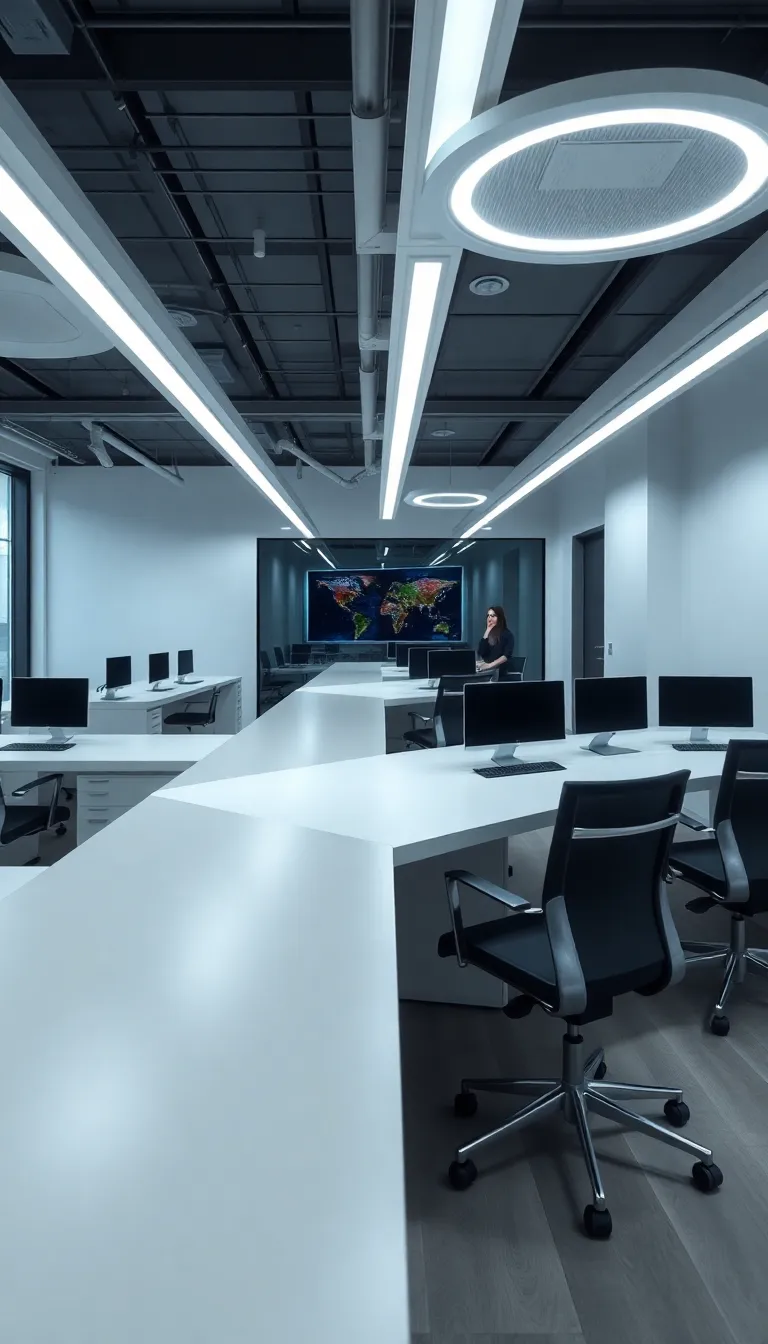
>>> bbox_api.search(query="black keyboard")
[474,760,565,779]
[0,741,74,752]
[671,743,727,753]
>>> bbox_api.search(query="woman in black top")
[477,605,515,679]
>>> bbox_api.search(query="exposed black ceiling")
[1,1,768,472]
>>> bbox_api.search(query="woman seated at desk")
[476,605,515,679]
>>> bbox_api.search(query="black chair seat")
[671,838,768,912]
[403,726,437,749]
[2,804,69,845]
[460,913,665,1021]
[165,711,210,728]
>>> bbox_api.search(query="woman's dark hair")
[486,604,507,644]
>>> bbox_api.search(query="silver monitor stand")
[691,726,709,743]
[151,681,174,692]
[176,675,203,685]
[102,687,129,700]
[582,730,638,757]
[48,725,73,744]
[491,743,521,765]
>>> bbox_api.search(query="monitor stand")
[582,731,638,757]
[102,688,129,700]
[47,726,73,744]
[691,727,709,743]
[151,681,174,692]
[176,675,203,685]
[491,744,522,766]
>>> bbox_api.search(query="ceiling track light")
[455,541,476,553]
[382,260,444,520]
[462,293,768,536]
[316,549,336,569]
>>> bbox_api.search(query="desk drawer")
[79,774,174,808]
[148,708,163,734]
[77,805,129,844]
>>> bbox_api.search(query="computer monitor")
[464,680,566,765]
[104,655,132,700]
[427,648,476,682]
[573,676,648,756]
[407,647,431,680]
[148,652,170,689]
[11,677,89,743]
[387,642,397,661]
[177,649,202,684]
[396,643,429,669]
[658,676,753,742]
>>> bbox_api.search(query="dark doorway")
[573,528,605,680]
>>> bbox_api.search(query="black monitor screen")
[464,680,566,749]
[387,642,396,660]
[574,676,648,735]
[408,647,430,679]
[428,648,476,680]
[106,655,132,690]
[178,649,194,676]
[658,676,753,729]
[11,677,89,729]
[149,652,170,683]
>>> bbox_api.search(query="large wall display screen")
[306,566,463,643]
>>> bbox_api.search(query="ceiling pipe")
[274,438,378,490]
[351,0,392,473]
[82,421,184,487]
[0,422,61,470]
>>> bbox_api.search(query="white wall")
[44,468,261,723]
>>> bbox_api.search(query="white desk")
[0,734,230,847]
[0,659,749,1344]
[88,675,242,735]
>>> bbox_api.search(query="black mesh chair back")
[712,739,768,911]
[274,647,286,667]
[541,772,689,1015]
[434,670,497,748]
[259,650,272,673]
[292,644,311,665]
[508,655,526,679]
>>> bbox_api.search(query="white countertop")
[0,733,230,772]
[89,675,239,709]
[0,659,750,1343]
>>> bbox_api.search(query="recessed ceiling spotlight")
[406,490,488,508]
[431,427,456,437]
[423,70,768,264]
[469,275,509,296]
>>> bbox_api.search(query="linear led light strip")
[461,302,768,538]
[0,165,313,538]
[382,261,444,520]
[316,549,335,569]
[425,0,499,166]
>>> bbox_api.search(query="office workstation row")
[3,658,766,1338]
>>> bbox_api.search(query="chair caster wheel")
[583,1205,612,1239]
[692,1161,723,1193]
[664,1099,690,1128]
[55,825,67,837]
[448,1159,477,1191]
[454,1091,478,1118]
[710,1014,730,1036]
[594,1061,607,1080]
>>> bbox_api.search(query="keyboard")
[474,760,565,779]
[0,741,74,752]
[671,742,727,753]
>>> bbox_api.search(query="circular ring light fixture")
[422,70,768,264]
[406,490,488,508]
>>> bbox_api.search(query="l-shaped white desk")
[88,675,242,734]
[0,661,747,1344]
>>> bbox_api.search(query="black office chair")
[668,738,768,1036]
[403,671,497,750]
[292,644,311,666]
[164,686,221,733]
[0,773,69,857]
[507,655,526,681]
[274,647,286,668]
[439,771,722,1239]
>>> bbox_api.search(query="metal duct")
[82,421,184,487]
[0,421,61,469]
[351,0,392,471]
[275,439,378,490]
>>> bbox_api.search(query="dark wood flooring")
[401,832,768,1344]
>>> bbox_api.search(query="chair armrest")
[11,773,64,797]
[678,812,715,836]
[408,711,433,728]
[444,869,530,968]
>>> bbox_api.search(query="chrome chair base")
[683,914,768,1030]
[450,1026,716,1225]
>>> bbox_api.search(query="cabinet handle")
[87,778,110,784]
[87,819,108,827]
[86,791,109,798]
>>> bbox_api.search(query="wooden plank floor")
[401,831,768,1344]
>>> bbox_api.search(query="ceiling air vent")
[0,0,72,55]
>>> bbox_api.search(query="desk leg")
[395,839,508,1006]
[215,681,242,734]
